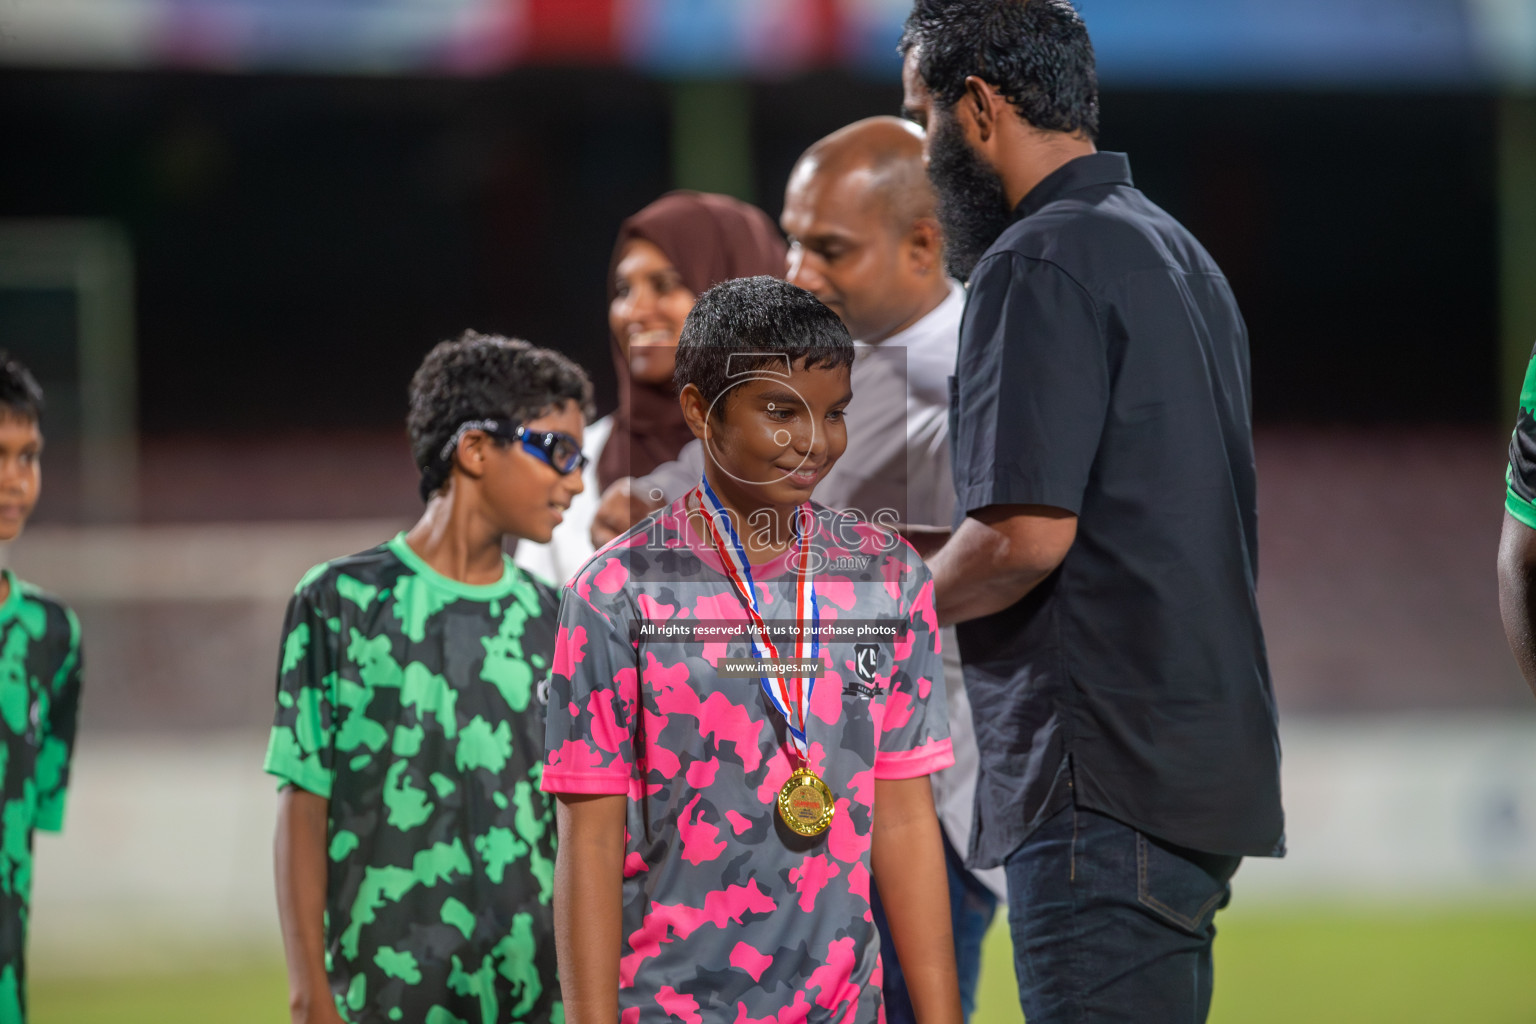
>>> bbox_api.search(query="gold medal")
[694,482,831,839]
[777,767,835,837]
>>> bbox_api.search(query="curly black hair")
[408,331,594,499]
[673,277,853,415]
[0,350,44,424]
[901,0,1099,140]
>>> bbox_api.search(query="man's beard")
[928,111,1016,282]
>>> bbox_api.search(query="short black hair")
[673,277,853,415]
[901,0,1099,140]
[0,351,44,425]
[408,330,593,482]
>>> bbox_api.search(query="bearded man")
[900,2,1285,1022]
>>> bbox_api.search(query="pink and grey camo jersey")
[541,497,953,1024]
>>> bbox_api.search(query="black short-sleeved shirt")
[950,152,1284,864]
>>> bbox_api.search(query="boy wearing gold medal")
[543,277,962,1024]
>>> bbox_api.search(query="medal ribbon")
[694,477,819,762]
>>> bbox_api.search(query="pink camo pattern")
[542,500,951,1023]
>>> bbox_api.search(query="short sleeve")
[1508,345,1536,529]
[951,251,1106,518]
[540,577,641,795]
[33,608,81,833]
[263,587,337,798]
[874,567,953,780]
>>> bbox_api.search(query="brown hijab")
[596,190,787,491]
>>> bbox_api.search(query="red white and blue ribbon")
[694,477,819,763]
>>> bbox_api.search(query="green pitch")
[28,907,1536,1023]
[32,963,288,1024]
[974,905,1536,1024]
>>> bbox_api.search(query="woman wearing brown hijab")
[515,191,786,585]
[598,190,787,489]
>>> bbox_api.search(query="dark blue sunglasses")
[513,424,588,476]
[440,419,589,476]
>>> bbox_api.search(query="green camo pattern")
[264,536,560,1024]
[0,571,82,1024]
[1508,346,1536,529]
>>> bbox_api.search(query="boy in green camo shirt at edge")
[266,331,592,1024]
[0,352,82,1024]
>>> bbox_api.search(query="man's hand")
[591,478,664,548]
[928,504,1076,627]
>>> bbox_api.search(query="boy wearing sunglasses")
[266,331,591,1024]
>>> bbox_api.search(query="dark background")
[0,67,1500,432]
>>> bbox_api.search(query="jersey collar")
[386,533,523,601]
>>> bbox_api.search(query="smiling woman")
[597,190,788,492]
[609,238,692,387]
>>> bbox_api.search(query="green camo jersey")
[264,534,561,1024]
[1509,346,1536,529]
[0,571,82,1024]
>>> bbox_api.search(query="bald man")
[785,118,947,348]
[594,117,1003,1024]
[777,118,957,527]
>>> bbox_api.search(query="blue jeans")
[1005,803,1242,1024]
[873,832,999,1023]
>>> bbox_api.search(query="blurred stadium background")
[2,0,1536,1020]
